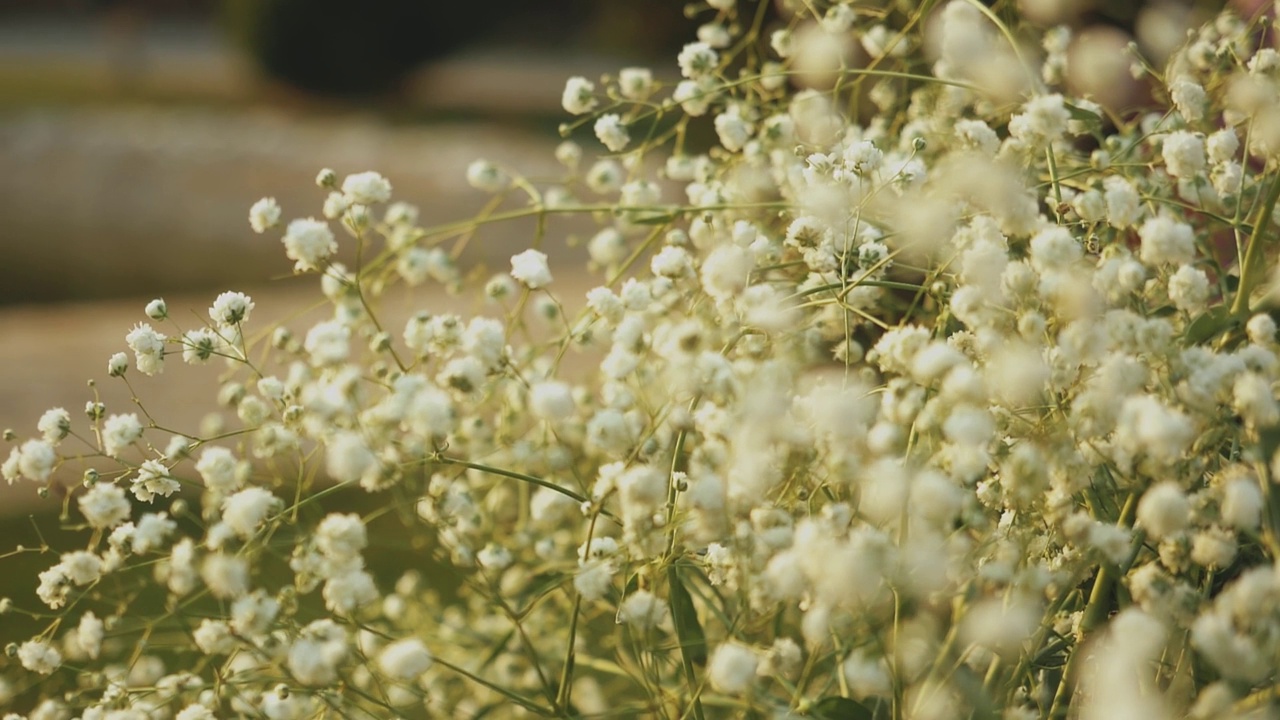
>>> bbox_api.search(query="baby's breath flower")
[561,76,598,115]
[677,42,719,79]
[618,67,654,100]
[708,641,758,693]
[145,298,168,321]
[465,159,510,193]
[248,197,282,234]
[340,171,392,206]
[282,218,337,272]
[593,114,630,153]
[510,249,553,289]
[209,291,254,327]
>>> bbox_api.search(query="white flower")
[222,487,280,539]
[210,291,255,327]
[196,446,241,493]
[1162,131,1207,179]
[341,171,392,205]
[465,159,510,193]
[1168,264,1210,313]
[79,482,131,529]
[530,381,575,421]
[594,114,630,153]
[1136,481,1190,539]
[37,408,70,444]
[1138,215,1195,266]
[326,432,376,485]
[145,297,167,320]
[562,76,597,115]
[249,197,282,233]
[76,611,104,660]
[677,42,719,79]
[59,550,102,585]
[618,67,653,100]
[288,620,349,686]
[510,249,553,289]
[176,705,217,720]
[182,328,221,365]
[17,640,61,674]
[377,638,433,682]
[194,619,235,655]
[1170,78,1206,122]
[102,413,143,457]
[1104,177,1143,228]
[673,78,716,116]
[316,513,367,561]
[13,439,56,483]
[708,641,758,693]
[282,218,337,272]
[108,351,129,377]
[618,590,669,631]
[126,323,167,376]
[304,320,351,366]
[1207,128,1239,163]
[714,108,753,152]
[322,568,378,613]
[132,512,177,553]
[130,460,180,503]
[1008,94,1070,143]
[201,553,249,599]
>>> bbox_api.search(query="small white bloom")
[466,159,510,193]
[79,482,131,529]
[145,297,167,320]
[304,320,351,366]
[182,328,221,365]
[618,589,669,631]
[14,439,56,483]
[282,218,338,272]
[102,413,143,458]
[562,76,598,115]
[530,381,575,421]
[377,638,433,682]
[17,640,61,675]
[209,291,254,327]
[708,641,758,693]
[510,249,553,289]
[249,197,282,233]
[130,459,180,503]
[108,351,129,377]
[1138,215,1195,266]
[341,171,392,205]
[594,114,630,153]
[126,322,167,376]
[677,42,719,79]
[1168,265,1210,313]
[37,407,71,444]
[618,67,654,100]
[1162,131,1207,179]
[1137,481,1190,540]
[222,487,280,539]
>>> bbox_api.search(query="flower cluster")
[5,1,1280,718]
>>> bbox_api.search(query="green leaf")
[668,565,708,666]
[1184,305,1237,346]
[809,696,876,720]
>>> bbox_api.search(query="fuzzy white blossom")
[282,218,337,272]
[561,76,597,115]
[249,197,282,233]
[510,249,553,289]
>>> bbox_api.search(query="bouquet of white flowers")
[5,1,1280,718]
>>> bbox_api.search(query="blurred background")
[0,0,1242,511]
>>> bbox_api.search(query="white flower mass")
[10,2,1280,717]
